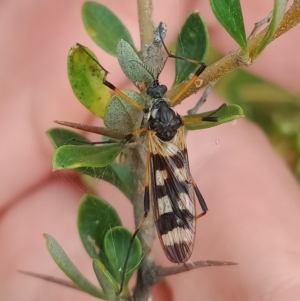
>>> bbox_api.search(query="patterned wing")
[148,126,196,263]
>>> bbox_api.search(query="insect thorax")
[148,98,183,141]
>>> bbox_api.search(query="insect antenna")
[157,22,202,66]
[76,43,110,76]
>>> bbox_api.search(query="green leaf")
[184,104,244,130]
[77,162,133,200]
[104,226,142,286]
[53,143,124,170]
[44,234,105,299]
[109,160,132,197]
[175,13,209,85]
[117,40,153,88]
[46,128,91,148]
[78,195,122,264]
[68,45,111,118]
[47,128,133,198]
[104,90,144,136]
[82,2,134,56]
[93,259,120,300]
[253,0,287,58]
[210,0,248,54]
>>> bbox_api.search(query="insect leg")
[204,103,226,118]
[104,81,144,112]
[169,64,206,106]
[67,138,119,145]
[157,23,209,106]
[192,180,208,220]
[118,151,151,295]
[76,43,144,112]
[182,114,217,125]
[182,103,226,124]
[124,127,148,142]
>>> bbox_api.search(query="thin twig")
[248,11,273,39]
[248,0,290,39]
[18,270,81,291]
[131,260,238,288]
[157,260,238,279]
[187,82,216,115]
[53,120,125,139]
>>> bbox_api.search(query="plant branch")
[132,260,238,289]
[166,1,300,105]
[129,143,156,301]
[53,120,125,139]
[137,0,154,47]
[18,270,82,291]
[131,1,157,300]
[157,260,238,279]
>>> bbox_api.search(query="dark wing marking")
[148,126,196,263]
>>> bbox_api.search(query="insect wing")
[148,127,196,263]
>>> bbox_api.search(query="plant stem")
[129,1,156,300]
[129,141,156,300]
[137,0,154,47]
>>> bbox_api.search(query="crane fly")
[74,22,223,294]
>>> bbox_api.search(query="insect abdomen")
[157,210,195,263]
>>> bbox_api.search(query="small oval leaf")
[117,40,153,89]
[93,259,119,299]
[44,234,105,299]
[82,2,134,56]
[68,45,111,118]
[175,13,209,85]
[183,104,244,130]
[47,128,133,198]
[104,226,142,285]
[53,143,124,170]
[210,0,248,54]
[104,90,145,136]
[253,0,287,58]
[78,195,122,262]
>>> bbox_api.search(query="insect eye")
[160,85,167,94]
[146,86,154,95]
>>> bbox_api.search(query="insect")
[76,23,223,294]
